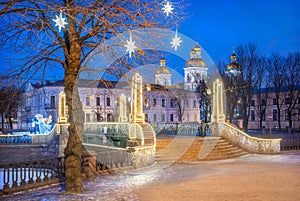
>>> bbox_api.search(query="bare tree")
[267,53,286,130]
[0,0,184,193]
[196,79,211,123]
[282,52,300,129]
[251,55,269,129]
[0,82,22,130]
[236,43,262,131]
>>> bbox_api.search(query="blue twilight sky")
[182,0,300,63]
[0,0,299,82]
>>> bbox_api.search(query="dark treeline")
[219,43,300,131]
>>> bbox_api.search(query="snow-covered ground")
[2,153,300,201]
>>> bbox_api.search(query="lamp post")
[267,115,272,138]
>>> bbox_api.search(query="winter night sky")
[0,0,299,82]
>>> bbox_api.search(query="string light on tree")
[53,11,68,32]
[162,0,174,17]
[170,29,182,51]
[124,31,137,58]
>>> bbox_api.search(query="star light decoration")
[162,1,174,17]
[171,29,182,51]
[53,12,68,32]
[124,32,137,58]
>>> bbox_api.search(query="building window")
[251,100,255,107]
[261,99,266,106]
[170,99,174,108]
[193,100,197,108]
[250,110,255,121]
[106,96,111,106]
[153,98,157,106]
[50,96,55,108]
[285,109,288,120]
[96,113,101,122]
[86,113,90,122]
[161,114,165,122]
[170,114,174,122]
[145,114,148,122]
[96,97,100,106]
[273,109,278,121]
[262,109,266,121]
[273,98,278,105]
[185,100,189,108]
[298,109,300,121]
[86,96,90,106]
[153,114,157,122]
[162,99,165,107]
[144,97,149,107]
[298,97,300,104]
[107,113,113,122]
[285,97,290,104]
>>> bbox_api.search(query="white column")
[212,79,225,123]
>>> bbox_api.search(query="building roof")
[252,85,300,94]
[185,58,206,67]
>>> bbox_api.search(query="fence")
[281,139,300,151]
[0,157,65,196]
[83,123,130,148]
[151,122,211,136]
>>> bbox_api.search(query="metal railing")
[0,157,65,196]
[151,122,212,136]
[83,123,130,148]
[281,139,300,151]
[95,150,132,173]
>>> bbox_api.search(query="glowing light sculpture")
[58,91,68,123]
[130,73,145,124]
[212,79,225,123]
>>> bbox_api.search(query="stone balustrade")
[219,122,281,154]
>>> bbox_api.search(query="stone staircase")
[155,135,247,162]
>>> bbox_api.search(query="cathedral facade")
[18,44,209,130]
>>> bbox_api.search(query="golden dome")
[156,66,171,74]
[230,53,237,60]
[160,57,166,63]
[193,44,201,51]
[227,62,241,71]
[186,58,206,67]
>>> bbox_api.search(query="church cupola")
[226,50,241,76]
[184,42,208,91]
[155,57,171,86]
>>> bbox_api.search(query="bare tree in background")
[251,55,269,129]
[282,52,300,129]
[236,43,262,131]
[0,0,184,193]
[267,53,286,131]
[0,82,22,130]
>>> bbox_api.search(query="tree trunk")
[63,0,85,193]
[8,116,13,129]
[1,112,4,131]
[277,104,282,131]
[64,67,85,193]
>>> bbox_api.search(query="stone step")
[155,136,248,162]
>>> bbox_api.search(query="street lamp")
[267,115,272,138]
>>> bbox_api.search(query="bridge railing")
[0,157,65,196]
[83,123,130,148]
[218,122,281,153]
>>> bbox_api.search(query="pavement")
[2,153,300,201]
